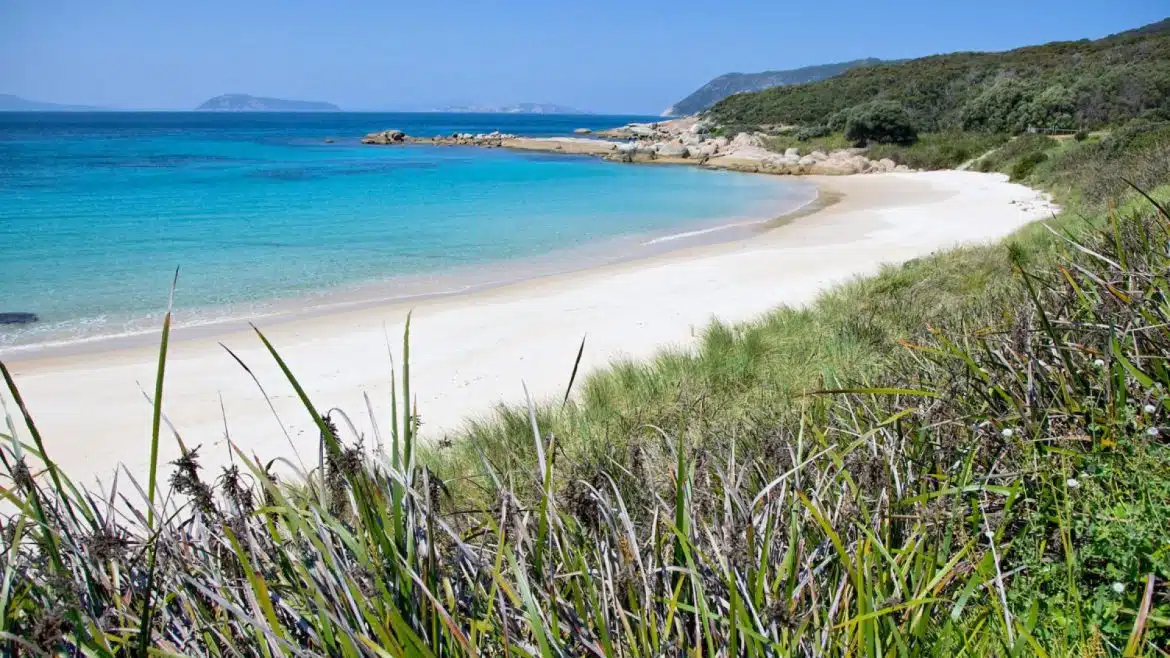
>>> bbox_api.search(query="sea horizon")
[0,111,815,352]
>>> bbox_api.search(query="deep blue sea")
[0,112,815,350]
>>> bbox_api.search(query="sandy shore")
[3,171,1057,485]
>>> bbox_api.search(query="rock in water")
[361,129,407,145]
[0,312,38,325]
[574,127,591,134]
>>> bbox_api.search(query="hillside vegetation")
[710,19,1170,132]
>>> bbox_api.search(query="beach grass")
[2,138,1170,655]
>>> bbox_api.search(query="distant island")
[195,94,341,112]
[663,59,884,117]
[0,93,106,111]
[436,102,589,115]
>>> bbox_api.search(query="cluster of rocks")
[362,130,519,147]
[361,129,407,144]
[596,118,912,175]
[361,117,914,176]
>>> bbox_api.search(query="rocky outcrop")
[361,129,406,144]
[360,122,914,176]
[574,127,592,134]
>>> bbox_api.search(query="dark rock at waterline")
[0,312,38,325]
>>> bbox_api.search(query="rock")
[361,129,406,145]
[784,147,801,159]
[713,136,730,150]
[0,312,37,325]
[324,138,336,143]
[876,158,897,173]
[634,142,659,157]
[574,128,591,134]
[686,144,717,159]
[653,142,688,158]
[729,132,764,150]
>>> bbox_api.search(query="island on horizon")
[195,93,341,112]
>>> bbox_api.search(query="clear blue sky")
[1,0,1166,114]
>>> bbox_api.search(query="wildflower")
[1066,478,1080,489]
[1001,428,1014,438]
[1112,582,1125,594]
[984,530,994,540]
[1093,359,1106,368]
[1144,404,1157,414]
[1147,427,1159,437]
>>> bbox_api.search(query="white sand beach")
[3,171,1057,485]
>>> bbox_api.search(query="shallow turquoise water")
[0,113,814,348]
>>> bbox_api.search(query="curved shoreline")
[5,171,1057,484]
[1,174,818,359]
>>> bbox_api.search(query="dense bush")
[711,19,1170,132]
[844,100,918,145]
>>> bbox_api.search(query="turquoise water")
[0,113,815,349]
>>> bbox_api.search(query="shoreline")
[4,171,1058,485]
[1,174,818,360]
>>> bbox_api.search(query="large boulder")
[729,132,765,150]
[686,143,717,159]
[654,142,688,158]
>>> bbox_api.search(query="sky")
[1,0,1167,115]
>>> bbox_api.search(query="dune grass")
[2,143,1169,654]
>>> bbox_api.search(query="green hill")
[710,18,1170,131]
[664,58,883,117]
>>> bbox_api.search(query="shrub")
[826,108,850,132]
[1075,130,1089,141]
[844,100,918,146]
[1010,150,1048,180]
[794,124,831,141]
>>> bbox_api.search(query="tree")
[844,101,918,146]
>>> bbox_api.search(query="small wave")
[641,223,750,246]
[640,191,821,247]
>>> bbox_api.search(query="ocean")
[0,112,816,350]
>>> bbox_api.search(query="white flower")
[1001,428,1014,438]
[1093,359,1106,368]
[1145,404,1157,414]
[984,530,994,540]
[1066,478,1080,489]
[1112,582,1126,594]
[1148,427,1159,437]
